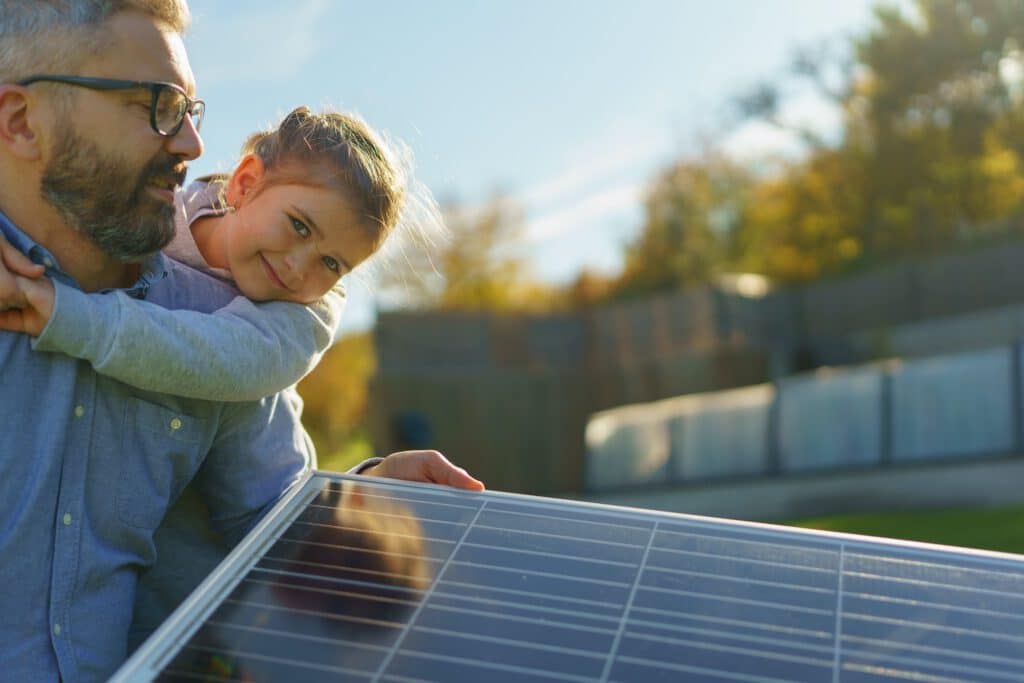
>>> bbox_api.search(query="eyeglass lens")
[155,86,202,135]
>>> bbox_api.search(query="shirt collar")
[0,209,169,298]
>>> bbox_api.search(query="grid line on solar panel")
[392,648,598,683]
[841,610,1024,643]
[429,588,623,628]
[844,552,1024,585]
[322,481,480,509]
[202,619,391,653]
[305,500,429,525]
[612,654,800,683]
[412,624,608,659]
[636,583,836,616]
[624,619,838,656]
[438,577,627,612]
[621,628,835,667]
[842,648,1024,682]
[840,661,970,683]
[371,496,488,680]
[462,540,639,568]
[239,575,421,610]
[842,568,1024,601]
[476,509,651,545]
[258,554,442,586]
[219,596,408,630]
[627,611,833,641]
[246,566,424,602]
[484,499,654,527]
[446,559,634,588]
[646,544,840,577]
[843,643,1024,679]
[598,519,656,682]
[655,518,838,548]
[424,600,619,635]
[291,518,465,550]
[174,644,376,678]
[842,634,1024,670]
[272,535,442,567]
[653,528,840,566]
[830,545,846,683]
[642,564,838,596]
[843,588,1024,621]
[471,522,647,551]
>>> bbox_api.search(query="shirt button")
[74,405,85,418]
[43,258,55,269]
[169,418,182,431]
[53,623,61,636]
[63,513,72,526]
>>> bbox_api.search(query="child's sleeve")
[31,280,345,401]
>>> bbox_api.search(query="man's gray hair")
[0,1,190,83]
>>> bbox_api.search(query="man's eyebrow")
[291,205,353,272]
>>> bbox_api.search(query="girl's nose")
[285,243,319,279]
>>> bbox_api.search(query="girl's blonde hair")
[240,106,408,255]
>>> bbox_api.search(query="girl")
[3,106,410,400]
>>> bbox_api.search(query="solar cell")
[113,471,1024,682]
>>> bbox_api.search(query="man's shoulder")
[148,257,241,313]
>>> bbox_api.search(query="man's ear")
[0,86,43,161]
[225,153,266,207]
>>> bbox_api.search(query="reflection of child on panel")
[170,483,431,680]
[0,106,422,403]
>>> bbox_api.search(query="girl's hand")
[0,231,45,312]
[0,275,54,336]
[362,450,485,491]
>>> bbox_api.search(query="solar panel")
[113,471,1024,682]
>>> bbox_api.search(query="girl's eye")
[322,255,341,273]
[290,217,311,237]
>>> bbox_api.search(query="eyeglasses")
[16,75,205,137]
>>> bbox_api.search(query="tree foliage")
[615,0,1024,290]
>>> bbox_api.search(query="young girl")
[3,106,406,400]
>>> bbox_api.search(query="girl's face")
[224,164,376,303]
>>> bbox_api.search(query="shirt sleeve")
[194,388,317,545]
[31,280,346,401]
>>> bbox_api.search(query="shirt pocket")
[118,398,205,530]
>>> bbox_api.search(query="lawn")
[790,505,1024,556]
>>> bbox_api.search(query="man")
[0,3,479,681]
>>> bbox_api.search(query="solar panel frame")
[112,470,1024,683]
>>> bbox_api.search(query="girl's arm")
[29,278,343,401]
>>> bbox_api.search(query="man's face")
[38,11,202,262]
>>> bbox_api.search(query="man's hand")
[362,450,485,491]
[0,275,54,336]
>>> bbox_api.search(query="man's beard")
[39,123,186,263]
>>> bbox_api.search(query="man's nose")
[164,115,203,161]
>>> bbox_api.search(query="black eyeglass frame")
[16,75,205,137]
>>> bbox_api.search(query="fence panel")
[669,384,775,480]
[889,348,1015,461]
[777,366,885,471]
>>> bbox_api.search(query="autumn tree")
[376,193,557,312]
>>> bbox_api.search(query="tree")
[614,156,752,296]
[376,193,557,312]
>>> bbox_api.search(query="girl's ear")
[225,153,266,207]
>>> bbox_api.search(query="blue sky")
[184,0,904,332]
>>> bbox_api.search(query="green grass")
[789,505,1024,555]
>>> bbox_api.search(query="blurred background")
[187,0,1024,552]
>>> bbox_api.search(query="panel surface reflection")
[149,475,1024,683]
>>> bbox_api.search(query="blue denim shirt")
[0,213,313,682]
